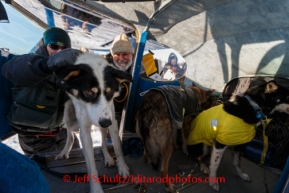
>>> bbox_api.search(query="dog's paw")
[55,153,69,160]
[104,156,115,167]
[173,144,180,150]
[209,182,220,191]
[165,183,176,193]
[91,183,104,193]
[144,154,151,164]
[117,162,130,177]
[182,146,188,156]
[200,163,209,174]
[240,173,250,181]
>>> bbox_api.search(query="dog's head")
[189,84,215,112]
[226,80,289,124]
[54,53,133,128]
[245,80,289,115]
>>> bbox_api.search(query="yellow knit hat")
[110,34,134,55]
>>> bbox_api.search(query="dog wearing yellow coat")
[187,81,289,191]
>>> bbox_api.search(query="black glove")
[47,48,83,71]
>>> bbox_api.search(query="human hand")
[47,48,83,71]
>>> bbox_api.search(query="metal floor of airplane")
[41,145,280,193]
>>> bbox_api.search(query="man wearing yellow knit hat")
[104,34,135,127]
[105,33,134,71]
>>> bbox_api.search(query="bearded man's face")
[112,52,133,71]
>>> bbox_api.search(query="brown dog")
[135,84,215,192]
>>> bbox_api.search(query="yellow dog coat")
[187,104,256,146]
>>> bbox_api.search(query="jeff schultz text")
[66,174,226,184]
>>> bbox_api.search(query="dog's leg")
[188,143,210,174]
[99,127,115,167]
[232,146,250,181]
[135,119,151,164]
[181,131,188,155]
[182,115,195,156]
[79,116,104,193]
[161,134,174,193]
[172,127,178,150]
[56,100,78,160]
[209,142,227,191]
[172,121,182,150]
[55,130,75,160]
[66,102,103,193]
[143,147,151,164]
[108,118,129,177]
[198,145,209,174]
[155,118,175,192]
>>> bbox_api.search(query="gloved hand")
[47,48,83,71]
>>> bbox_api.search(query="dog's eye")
[106,87,112,93]
[83,90,97,98]
[105,87,114,99]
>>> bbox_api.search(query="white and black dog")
[187,81,289,191]
[54,53,133,193]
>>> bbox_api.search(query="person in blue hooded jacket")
[2,27,81,155]
[162,52,183,79]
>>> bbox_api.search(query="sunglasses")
[48,44,70,50]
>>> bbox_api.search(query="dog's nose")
[99,119,112,128]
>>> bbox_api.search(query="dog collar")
[244,95,267,120]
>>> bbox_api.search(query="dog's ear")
[265,81,278,93]
[54,65,80,85]
[207,89,215,95]
[106,66,135,84]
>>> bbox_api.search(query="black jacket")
[2,46,65,128]
[2,46,51,87]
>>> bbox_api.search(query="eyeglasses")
[48,44,70,50]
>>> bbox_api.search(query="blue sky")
[0,3,44,55]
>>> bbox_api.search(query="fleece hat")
[110,34,134,55]
[43,27,71,47]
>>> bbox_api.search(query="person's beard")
[114,59,132,71]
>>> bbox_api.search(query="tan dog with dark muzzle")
[136,84,215,192]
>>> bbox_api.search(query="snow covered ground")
[2,133,24,154]
[2,126,102,155]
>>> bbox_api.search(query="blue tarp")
[0,52,14,139]
[0,142,49,192]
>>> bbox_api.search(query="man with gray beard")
[104,34,134,127]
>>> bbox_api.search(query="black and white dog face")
[54,53,133,128]
[225,81,289,124]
